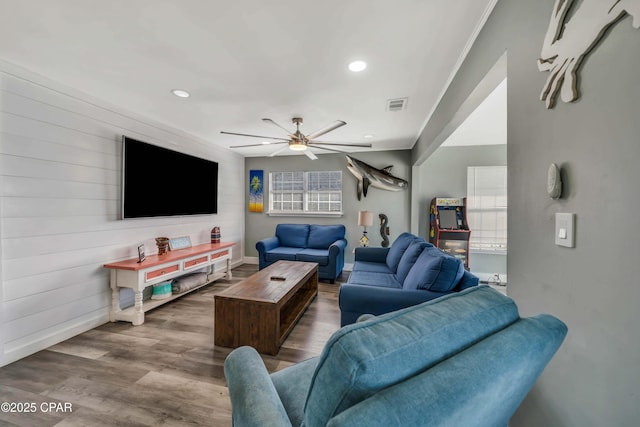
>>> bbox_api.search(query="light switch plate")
[555,213,575,248]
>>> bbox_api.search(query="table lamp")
[358,210,374,247]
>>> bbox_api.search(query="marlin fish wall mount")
[345,155,408,200]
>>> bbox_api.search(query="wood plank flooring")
[0,264,345,426]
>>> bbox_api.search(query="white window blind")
[466,166,507,253]
[269,171,342,215]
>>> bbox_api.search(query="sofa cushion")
[385,232,422,272]
[307,224,345,249]
[347,271,402,289]
[302,286,520,427]
[265,247,302,262]
[295,248,330,266]
[403,246,465,292]
[352,261,394,274]
[395,241,430,284]
[275,224,310,248]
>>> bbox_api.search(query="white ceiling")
[441,78,506,147]
[0,0,497,157]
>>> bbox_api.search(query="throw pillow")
[385,232,421,272]
[403,247,465,292]
[395,241,430,284]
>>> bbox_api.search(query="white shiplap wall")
[0,60,245,367]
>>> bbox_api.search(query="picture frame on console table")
[137,244,146,263]
[169,236,192,250]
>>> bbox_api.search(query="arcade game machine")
[429,197,471,269]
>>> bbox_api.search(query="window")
[466,166,507,253]
[269,171,342,215]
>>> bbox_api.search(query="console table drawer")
[145,264,179,281]
[184,256,208,269]
[212,250,229,260]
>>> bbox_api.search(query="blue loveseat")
[224,285,568,427]
[256,224,347,283]
[339,232,479,326]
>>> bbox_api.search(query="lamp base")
[359,232,370,247]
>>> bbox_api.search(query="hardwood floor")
[0,264,344,426]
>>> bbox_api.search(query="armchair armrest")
[354,247,389,263]
[338,283,447,326]
[256,236,280,254]
[328,238,347,255]
[224,346,293,427]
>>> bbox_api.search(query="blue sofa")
[339,232,479,326]
[256,224,347,283]
[224,285,568,427]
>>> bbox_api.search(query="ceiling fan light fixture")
[348,60,367,72]
[289,142,307,151]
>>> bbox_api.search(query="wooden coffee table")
[214,261,318,355]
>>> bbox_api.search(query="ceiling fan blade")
[309,142,372,148]
[262,118,293,136]
[221,131,289,141]
[305,120,347,140]
[304,149,318,160]
[310,145,349,154]
[229,141,288,148]
[268,145,290,157]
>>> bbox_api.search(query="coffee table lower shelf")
[214,261,318,355]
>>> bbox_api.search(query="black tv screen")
[122,136,218,218]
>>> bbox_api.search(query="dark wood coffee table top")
[217,260,318,303]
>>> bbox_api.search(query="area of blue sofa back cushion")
[276,224,310,248]
[308,224,346,249]
[403,246,465,292]
[302,286,519,427]
[385,232,421,272]
[395,241,431,284]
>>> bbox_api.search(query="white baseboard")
[242,257,258,265]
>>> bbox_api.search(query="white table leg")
[226,257,232,280]
[132,290,145,325]
[109,270,121,322]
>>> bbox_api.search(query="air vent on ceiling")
[386,97,408,112]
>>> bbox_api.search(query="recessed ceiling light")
[348,60,367,72]
[363,134,374,139]
[171,89,190,98]
[261,141,271,145]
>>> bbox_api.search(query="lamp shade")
[358,211,374,227]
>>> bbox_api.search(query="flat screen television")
[122,136,218,219]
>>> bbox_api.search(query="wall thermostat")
[547,163,562,199]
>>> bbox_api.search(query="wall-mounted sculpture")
[345,155,408,200]
[538,0,640,109]
[379,213,390,247]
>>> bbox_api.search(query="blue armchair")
[224,286,567,426]
[256,224,347,283]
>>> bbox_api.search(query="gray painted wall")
[417,145,507,277]
[244,150,411,264]
[412,0,640,425]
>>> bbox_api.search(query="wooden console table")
[104,242,234,325]
[214,260,318,355]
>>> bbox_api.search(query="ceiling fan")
[221,117,372,160]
